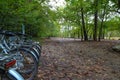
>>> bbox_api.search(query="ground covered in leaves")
[37,38,120,80]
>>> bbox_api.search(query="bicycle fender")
[7,68,24,80]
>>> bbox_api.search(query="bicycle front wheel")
[11,48,38,80]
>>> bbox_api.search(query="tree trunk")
[98,1,107,41]
[98,12,105,41]
[81,26,83,41]
[93,0,98,41]
[102,30,105,39]
[118,0,120,8]
[93,12,98,41]
[78,28,80,38]
[81,7,88,41]
[76,11,83,40]
[98,20,103,41]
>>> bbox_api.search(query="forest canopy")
[0,0,120,41]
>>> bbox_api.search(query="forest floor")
[37,38,120,80]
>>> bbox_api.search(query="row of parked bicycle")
[0,29,41,80]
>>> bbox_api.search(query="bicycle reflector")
[5,60,16,68]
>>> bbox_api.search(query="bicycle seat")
[4,31,16,36]
[0,30,16,36]
[0,30,5,34]
[15,32,27,36]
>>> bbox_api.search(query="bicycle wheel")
[11,48,38,80]
[21,46,39,61]
[1,75,11,80]
[23,41,41,57]
[33,44,41,57]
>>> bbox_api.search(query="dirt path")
[37,38,120,80]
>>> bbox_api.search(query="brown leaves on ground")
[37,38,120,80]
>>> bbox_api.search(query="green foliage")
[59,0,120,39]
[0,0,60,37]
[0,0,120,39]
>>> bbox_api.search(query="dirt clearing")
[37,38,120,80]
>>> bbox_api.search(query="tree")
[93,0,99,41]
[0,0,60,37]
[81,7,88,40]
[98,0,108,41]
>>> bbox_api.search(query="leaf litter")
[37,38,120,80]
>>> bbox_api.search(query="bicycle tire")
[10,48,38,80]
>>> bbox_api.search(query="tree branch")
[109,8,120,14]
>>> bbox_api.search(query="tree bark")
[81,7,88,41]
[81,26,83,41]
[98,3,106,41]
[98,19,103,41]
[93,0,98,41]
[118,0,120,8]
